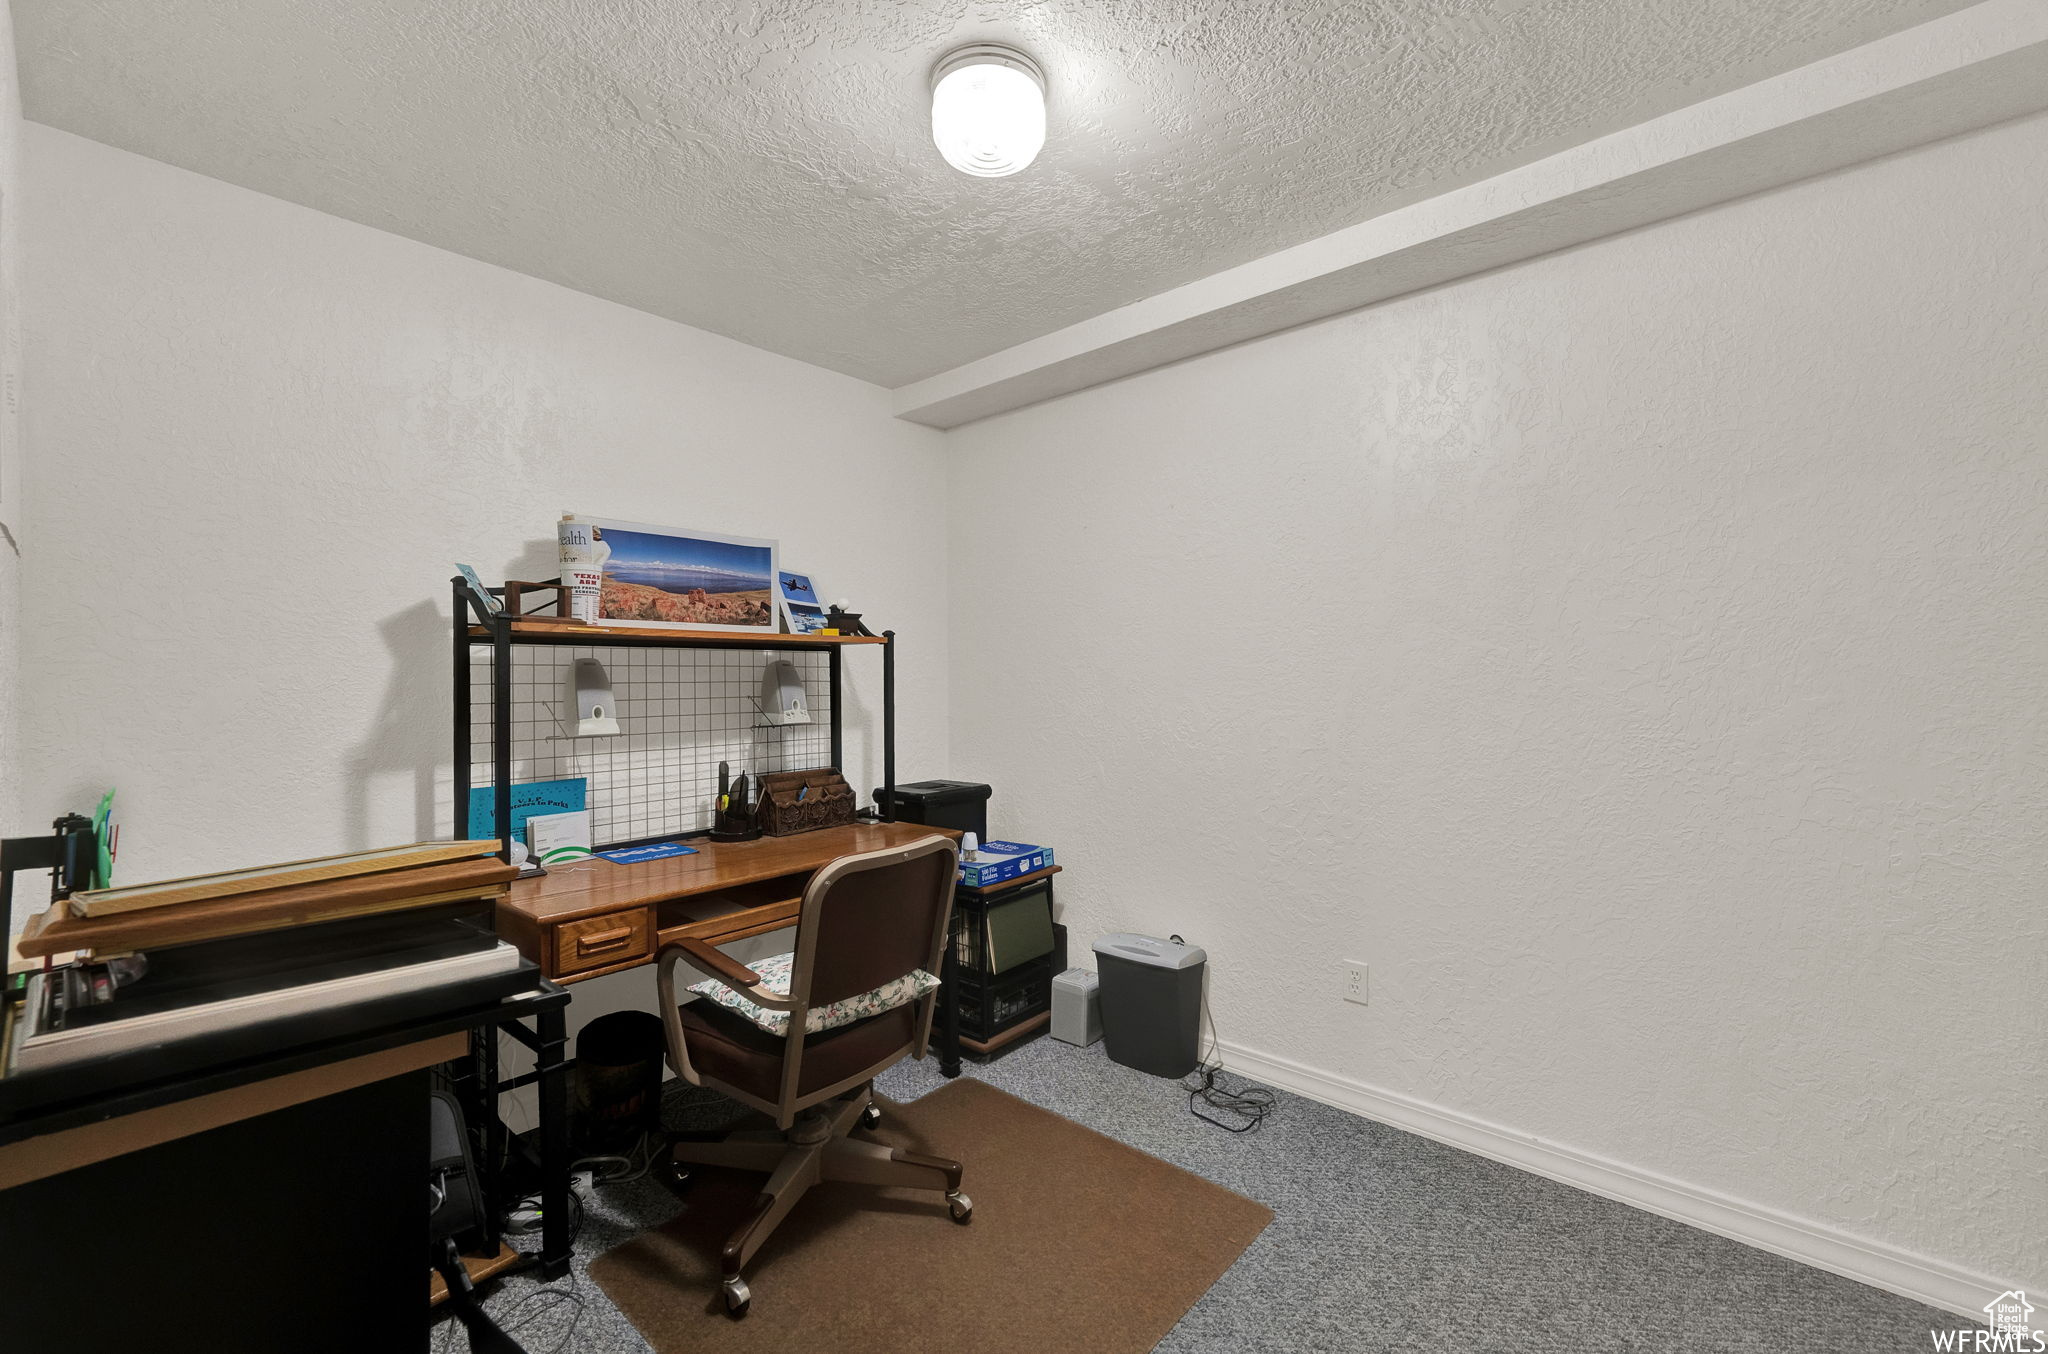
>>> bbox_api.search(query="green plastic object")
[89,788,117,889]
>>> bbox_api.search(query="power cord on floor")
[1184,1062,1277,1133]
[434,1128,651,1354]
[496,1287,588,1354]
[434,1273,588,1354]
[1171,935,1277,1134]
[436,1191,587,1354]
[570,1128,658,1187]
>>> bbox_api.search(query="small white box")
[525,810,593,865]
[1051,968,1101,1047]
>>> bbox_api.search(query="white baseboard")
[1213,1039,2024,1322]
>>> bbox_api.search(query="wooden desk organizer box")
[756,768,857,837]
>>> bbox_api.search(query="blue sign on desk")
[467,777,586,841]
[596,841,700,865]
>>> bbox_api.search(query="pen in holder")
[710,762,762,843]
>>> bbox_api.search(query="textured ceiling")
[17,0,1974,387]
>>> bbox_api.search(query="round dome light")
[930,44,1046,178]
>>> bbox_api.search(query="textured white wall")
[0,3,23,871]
[947,114,2047,1292]
[18,126,949,893]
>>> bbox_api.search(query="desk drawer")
[554,909,653,976]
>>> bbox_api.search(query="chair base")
[668,1083,968,1316]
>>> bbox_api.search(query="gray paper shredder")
[1091,933,1206,1078]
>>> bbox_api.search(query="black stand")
[0,813,97,918]
[938,946,964,1078]
[0,977,571,1348]
[452,990,575,1280]
[434,1238,528,1354]
[4,1058,434,1351]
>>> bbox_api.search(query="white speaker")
[563,658,621,738]
[759,660,810,726]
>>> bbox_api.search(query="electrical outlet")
[1342,960,1369,1006]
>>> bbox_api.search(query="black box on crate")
[881,780,992,839]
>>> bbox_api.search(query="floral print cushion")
[686,950,940,1037]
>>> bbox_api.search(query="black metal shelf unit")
[450,575,898,861]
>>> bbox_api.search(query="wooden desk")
[496,821,962,985]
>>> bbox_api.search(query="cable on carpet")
[1171,935,1277,1134]
[434,1274,588,1354]
[496,1285,588,1354]
[571,1127,659,1186]
[434,1191,587,1354]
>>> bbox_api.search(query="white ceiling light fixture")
[930,44,1046,178]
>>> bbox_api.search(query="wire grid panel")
[469,645,833,846]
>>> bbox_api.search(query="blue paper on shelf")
[596,842,700,865]
[958,840,1055,889]
[467,777,587,840]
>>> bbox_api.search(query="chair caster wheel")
[721,1276,751,1319]
[859,1104,883,1131]
[661,1160,692,1194]
[947,1190,973,1224]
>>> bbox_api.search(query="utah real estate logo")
[1931,1291,2043,1352]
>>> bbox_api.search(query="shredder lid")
[887,780,993,804]
[1092,933,1207,970]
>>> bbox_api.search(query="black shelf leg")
[828,643,843,773]
[457,1025,504,1255]
[881,631,896,820]
[452,578,472,834]
[537,1004,572,1279]
[938,945,962,1079]
[492,618,512,863]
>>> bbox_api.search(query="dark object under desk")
[0,972,566,1353]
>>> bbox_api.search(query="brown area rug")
[590,1079,1272,1353]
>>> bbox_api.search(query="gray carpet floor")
[436,1036,1967,1353]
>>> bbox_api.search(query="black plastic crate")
[949,879,1053,974]
[952,956,1053,1044]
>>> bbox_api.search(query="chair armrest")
[655,938,800,1012]
[663,937,763,989]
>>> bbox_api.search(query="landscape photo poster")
[568,515,778,632]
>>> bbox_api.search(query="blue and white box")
[958,840,1055,889]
